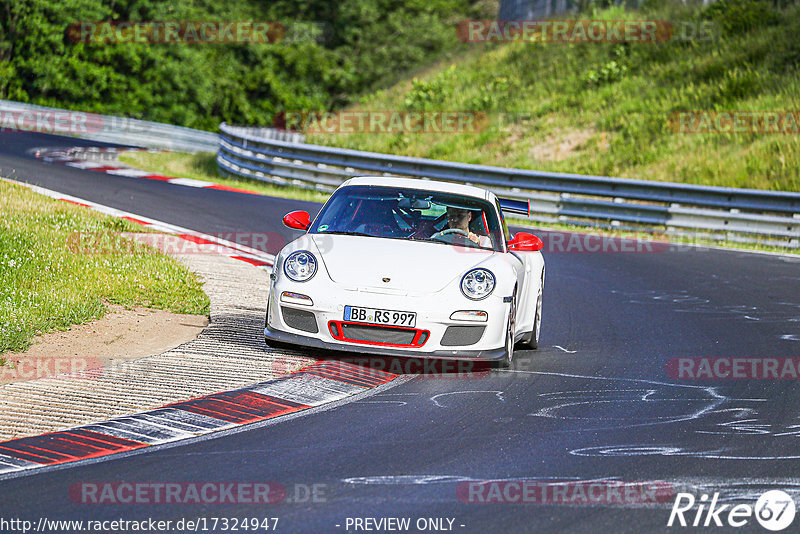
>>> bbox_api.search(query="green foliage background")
[2,0,798,190]
[0,0,490,129]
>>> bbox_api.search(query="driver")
[445,207,491,247]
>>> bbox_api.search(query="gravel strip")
[0,250,316,442]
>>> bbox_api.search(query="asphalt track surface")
[1,130,799,533]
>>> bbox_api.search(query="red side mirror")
[508,232,544,252]
[283,210,311,230]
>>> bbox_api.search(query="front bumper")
[264,324,507,361]
[265,278,511,361]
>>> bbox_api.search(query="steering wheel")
[430,228,470,240]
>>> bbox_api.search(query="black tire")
[517,284,542,350]
[494,294,516,368]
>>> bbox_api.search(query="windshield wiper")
[317,230,373,237]
[407,236,494,251]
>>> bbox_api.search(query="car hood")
[310,234,495,293]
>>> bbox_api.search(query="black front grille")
[340,323,416,345]
[281,306,319,333]
[440,326,486,346]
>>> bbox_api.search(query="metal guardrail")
[0,100,219,152]
[226,125,305,144]
[0,101,303,154]
[218,123,799,248]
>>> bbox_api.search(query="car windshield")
[308,185,505,252]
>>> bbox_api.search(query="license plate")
[344,306,416,327]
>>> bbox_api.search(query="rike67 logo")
[668,490,796,531]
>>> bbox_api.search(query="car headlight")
[284,250,317,282]
[460,268,495,300]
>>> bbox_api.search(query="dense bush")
[702,0,780,33]
[0,0,490,129]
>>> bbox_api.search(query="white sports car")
[264,176,545,366]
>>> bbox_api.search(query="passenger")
[351,199,400,236]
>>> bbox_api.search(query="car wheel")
[517,282,542,350]
[495,294,516,368]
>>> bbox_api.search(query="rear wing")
[498,198,530,217]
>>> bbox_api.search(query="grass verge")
[0,180,210,357]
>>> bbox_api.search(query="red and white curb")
[0,361,396,475]
[2,177,274,268]
[33,146,265,196]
